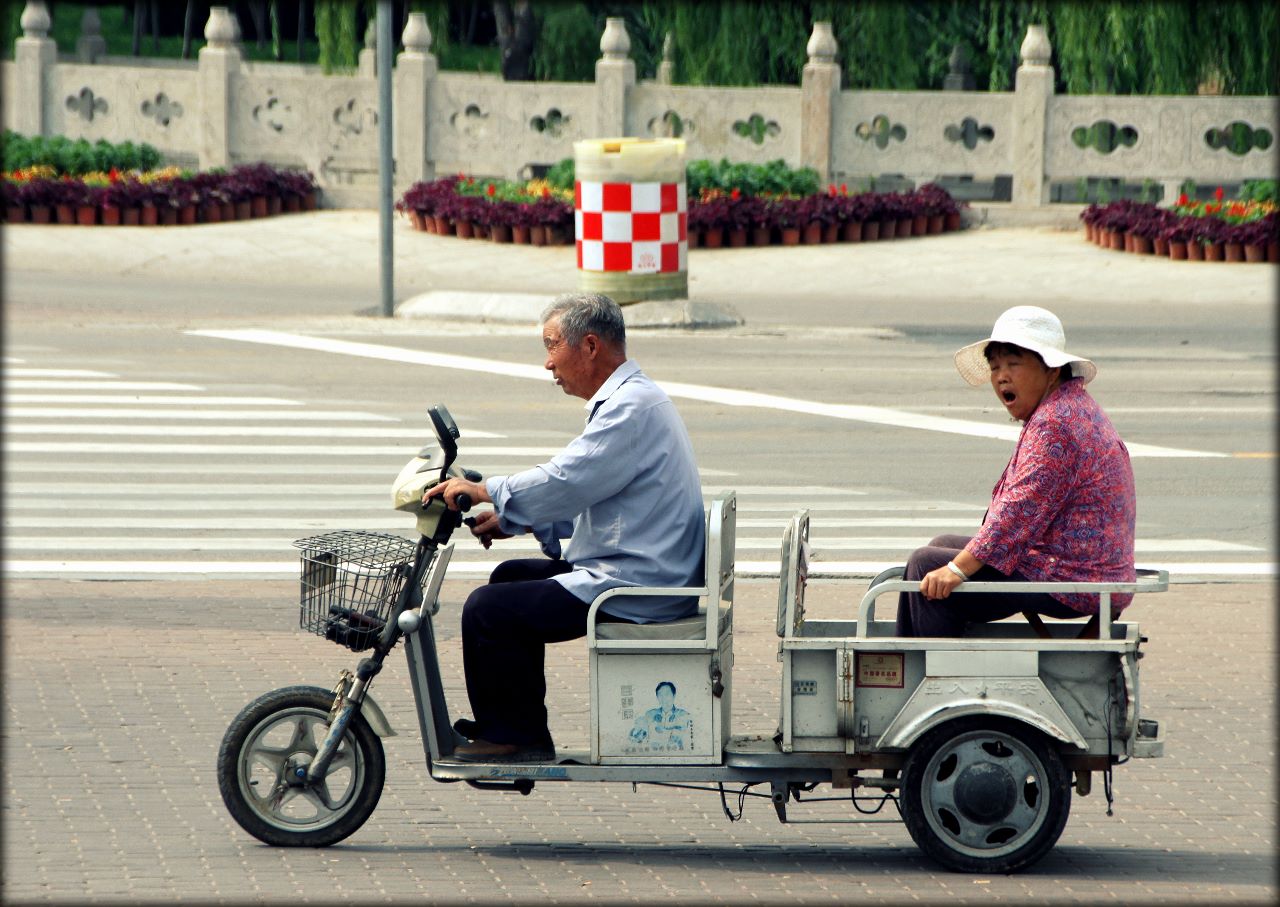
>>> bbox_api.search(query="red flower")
[1177,193,1189,206]
[840,183,848,195]
[542,188,550,199]
[108,167,121,183]
[1214,186,1224,201]
[730,187,741,201]
[486,183,495,197]
[827,183,837,197]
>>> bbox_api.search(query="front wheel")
[900,717,1071,874]
[217,685,385,846]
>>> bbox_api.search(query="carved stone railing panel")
[629,84,801,164]
[832,90,1014,179]
[429,74,595,179]
[1046,95,1278,182]
[44,63,199,156]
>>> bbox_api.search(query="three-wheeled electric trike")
[217,405,1166,873]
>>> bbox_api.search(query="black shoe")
[451,739,555,763]
[453,718,482,740]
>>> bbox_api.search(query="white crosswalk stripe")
[3,357,1272,582]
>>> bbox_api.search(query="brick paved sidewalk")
[2,576,1274,904]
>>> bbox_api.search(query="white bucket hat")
[954,306,1096,386]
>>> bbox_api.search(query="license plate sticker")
[856,652,904,688]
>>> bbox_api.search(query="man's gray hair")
[541,293,626,350]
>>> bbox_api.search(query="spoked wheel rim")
[236,706,366,833]
[917,728,1053,860]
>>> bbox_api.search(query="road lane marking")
[5,407,401,421]
[3,443,559,457]
[3,368,115,377]
[5,424,504,439]
[4,395,304,405]
[5,380,204,390]
[187,329,1228,458]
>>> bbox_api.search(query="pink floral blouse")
[966,379,1137,614]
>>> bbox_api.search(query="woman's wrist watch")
[945,561,970,581]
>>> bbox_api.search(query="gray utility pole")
[377,1,394,318]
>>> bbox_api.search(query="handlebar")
[455,492,472,513]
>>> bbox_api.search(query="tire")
[217,685,385,847]
[899,717,1071,874]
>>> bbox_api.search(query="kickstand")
[771,782,789,823]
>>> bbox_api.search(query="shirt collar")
[584,359,641,420]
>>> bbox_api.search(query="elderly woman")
[896,306,1136,637]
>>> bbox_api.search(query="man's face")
[657,686,675,709]
[543,316,593,399]
[987,347,1059,423]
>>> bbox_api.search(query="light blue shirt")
[485,360,705,623]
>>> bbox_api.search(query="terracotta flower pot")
[822,223,839,243]
[1187,241,1204,261]
[1123,232,1134,252]
[76,205,97,226]
[234,200,251,221]
[179,204,197,225]
[473,223,489,239]
[841,220,863,242]
[100,204,120,226]
[686,228,700,248]
[201,203,221,224]
[7,204,25,223]
[121,207,140,226]
[141,204,159,226]
[1269,241,1280,263]
[56,204,75,225]
[434,216,453,236]
[302,191,318,211]
[1224,242,1244,263]
[801,221,822,244]
[896,217,913,238]
[221,201,235,222]
[1084,224,1094,242]
[455,219,474,239]
[912,215,927,236]
[283,195,301,213]
[530,224,546,246]
[944,211,962,231]
[779,227,800,246]
[511,224,529,244]
[1109,231,1125,251]
[751,226,772,246]
[251,196,269,219]
[928,214,944,235]
[1132,235,1152,255]
[1204,241,1223,262]
[1244,244,1266,263]
[729,227,748,247]
[160,206,178,226]
[268,196,282,217]
[29,204,51,224]
[490,223,512,243]
[880,220,896,240]
[703,227,724,248]
[409,210,426,231]
[1168,240,1187,260]
[1153,237,1168,256]
[862,221,880,241]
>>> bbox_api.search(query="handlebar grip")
[455,492,473,513]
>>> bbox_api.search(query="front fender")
[358,693,397,738]
[876,677,1086,751]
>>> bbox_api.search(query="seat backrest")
[709,490,736,608]
[775,510,809,638]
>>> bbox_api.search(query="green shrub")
[1,130,163,175]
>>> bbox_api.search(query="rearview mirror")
[427,405,459,478]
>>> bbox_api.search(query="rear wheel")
[900,717,1071,873]
[217,685,385,846]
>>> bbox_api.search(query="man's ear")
[581,333,600,359]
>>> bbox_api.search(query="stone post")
[656,32,673,85]
[394,12,438,189]
[594,17,634,137]
[359,20,377,78]
[76,7,107,64]
[800,21,841,184]
[943,44,975,91]
[14,2,56,136]
[196,6,242,171]
[1011,24,1054,207]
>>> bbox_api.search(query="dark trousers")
[895,534,1081,637]
[461,558,630,747]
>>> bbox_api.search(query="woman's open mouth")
[1001,389,1017,404]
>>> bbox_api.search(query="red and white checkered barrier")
[575,180,687,275]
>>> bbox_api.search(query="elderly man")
[424,293,705,762]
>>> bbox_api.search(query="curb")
[396,291,743,330]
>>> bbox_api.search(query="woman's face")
[987,347,1060,422]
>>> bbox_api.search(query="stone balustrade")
[3,2,1274,210]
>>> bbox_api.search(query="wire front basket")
[293,530,420,651]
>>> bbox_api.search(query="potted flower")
[724,188,750,247]
[691,192,731,248]
[529,194,571,245]
[733,194,771,246]
[20,177,55,223]
[485,199,515,243]
[1188,215,1225,261]
[3,179,25,223]
[50,177,82,224]
[768,196,804,245]
[913,182,953,235]
[1157,218,1192,260]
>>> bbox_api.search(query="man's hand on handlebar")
[465,510,511,550]
[423,477,491,513]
